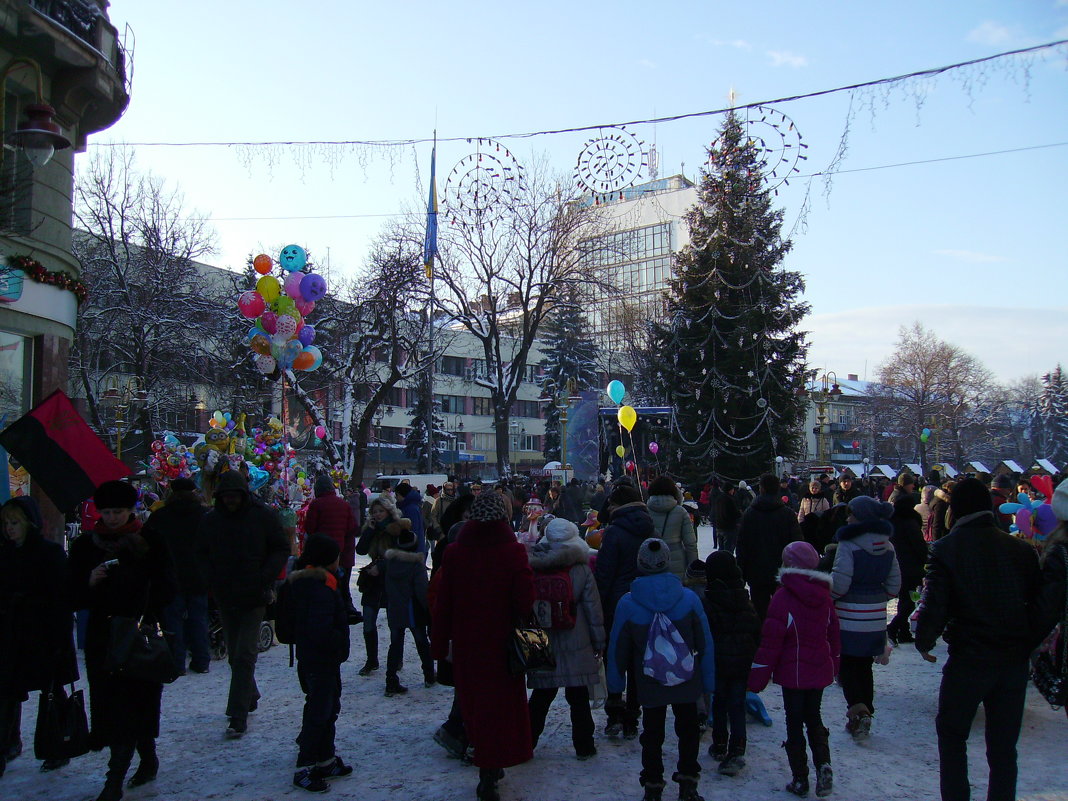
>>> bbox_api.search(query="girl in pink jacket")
[748,542,840,798]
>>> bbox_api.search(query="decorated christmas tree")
[650,109,810,483]
[539,286,600,461]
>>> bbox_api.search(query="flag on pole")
[0,390,131,512]
[422,145,439,280]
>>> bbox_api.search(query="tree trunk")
[494,406,511,477]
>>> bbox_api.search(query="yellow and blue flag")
[422,146,439,280]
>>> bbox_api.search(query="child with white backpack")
[607,538,716,801]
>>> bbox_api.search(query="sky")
[95,0,1068,383]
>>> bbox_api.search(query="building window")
[0,331,31,423]
[439,355,465,376]
[436,394,466,415]
[471,396,492,416]
[510,399,542,419]
[520,434,539,451]
[470,432,495,451]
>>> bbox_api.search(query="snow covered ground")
[6,525,1067,800]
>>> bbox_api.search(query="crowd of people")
[0,466,1065,801]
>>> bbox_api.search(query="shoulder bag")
[34,680,89,761]
[1030,547,1068,709]
[106,616,180,685]
[507,616,555,676]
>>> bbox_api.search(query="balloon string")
[626,427,645,502]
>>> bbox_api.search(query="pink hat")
[782,541,819,570]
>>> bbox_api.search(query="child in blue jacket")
[608,538,715,801]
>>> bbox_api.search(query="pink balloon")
[315,425,326,439]
[296,299,316,316]
[275,315,297,340]
[238,291,266,318]
[284,272,305,301]
[648,442,659,455]
[260,311,277,335]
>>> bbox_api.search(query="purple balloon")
[300,273,327,302]
[298,325,316,346]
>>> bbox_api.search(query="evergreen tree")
[404,370,446,472]
[539,286,600,461]
[1036,364,1068,465]
[650,110,810,483]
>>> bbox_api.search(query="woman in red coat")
[431,492,535,801]
[305,476,359,618]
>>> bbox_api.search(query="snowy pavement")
[6,525,1067,800]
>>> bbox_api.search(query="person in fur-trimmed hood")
[287,533,353,793]
[748,541,839,798]
[526,518,606,760]
[646,476,699,583]
[354,497,411,677]
[381,528,433,697]
[830,495,901,742]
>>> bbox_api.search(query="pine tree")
[1037,364,1068,465]
[650,110,810,484]
[404,370,446,472]
[539,286,600,461]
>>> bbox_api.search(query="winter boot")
[640,779,665,801]
[127,738,158,788]
[97,741,135,801]
[807,725,832,796]
[718,735,747,776]
[384,673,408,697]
[476,768,504,801]
[673,773,704,801]
[845,703,871,741]
[783,738,809,797]
[707,734,728,761]
[359,633,379,676]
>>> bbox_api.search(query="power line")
[202,140,1068,222]
[91,40,1068,150]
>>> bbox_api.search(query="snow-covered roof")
[966,461,991,473]
[939,464,959,478]
[999,460,1025,474]
[872,464,898,478]
[1034,458,1060,474]
[804,375,873,398]
[903,463,922,476]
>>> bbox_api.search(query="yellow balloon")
[256,275,280,303]
[617,405,637,432]
[615,445,625,458]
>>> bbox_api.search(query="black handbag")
[1030,547,1068,709]
[106,616,180,685]
[34,682,89,761]
[507,619,555,676]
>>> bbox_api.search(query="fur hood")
[836,517,893,543]
[384,547,426,563]
[528,537,590,571]
[934,488,952,504]
[778,566,834,587]
[287,566,333,584]
[646,494,679,515]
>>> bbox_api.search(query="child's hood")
[629,572,687,613]
[778,568,832,609]
[288,566,338,591]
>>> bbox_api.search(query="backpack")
[273,578,296,645]
[643,611,695,687]
[532,568,576,630]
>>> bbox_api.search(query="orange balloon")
[292,351,315,371]
[253,254,272,275]
[250,335,271,355]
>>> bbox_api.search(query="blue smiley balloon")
[279,244,307,272]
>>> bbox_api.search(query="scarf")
[92,516,148,557]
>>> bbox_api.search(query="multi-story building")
[1,0,129,531]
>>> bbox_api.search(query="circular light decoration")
[573,126,647,200]
[444,138,524,228]
[708,105,807,195]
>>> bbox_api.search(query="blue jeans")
[162,593,211,671]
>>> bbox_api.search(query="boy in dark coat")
[608,539,715,801]
[288,534,352,793]
[702,550,760,776]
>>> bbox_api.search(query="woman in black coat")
[0,496,78,776]
[68,481,175,801]
[887,496,929,644]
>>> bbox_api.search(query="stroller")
[208,597,275,660]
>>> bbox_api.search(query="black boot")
[97,741,135,801]
[718,735,747,777]
[476,767,503,801]
[641,779,665,801]
[127,738,158,788]
[783,738,809,797]
[674,772,704,801]
[359,633,379,676]
[384,674,408,697]
[808,726,832,797]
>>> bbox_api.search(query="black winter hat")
[647,476,681,500]
[94,480,138,510]
[396,529,419,551]
[949,477,992,519]
[301,532,340,568]
[313,475,335,497]
[704,549,743,583]
[170,478,197,493]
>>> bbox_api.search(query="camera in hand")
[102,558,120,570]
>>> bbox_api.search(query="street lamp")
[0,58,72,168]
[775,454,784,477]
[862,457,870,480]
[101,376,148,462]
[797,372,841,465]
[539,378,583,471]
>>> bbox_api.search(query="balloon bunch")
[246,417,298,488]
[999,492,1058,543]
[239,246,325,376]
[148,432,198,483]
[920,427,932,443]
[607,380,641,481]
[329,461,350,488]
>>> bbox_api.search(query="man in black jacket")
[735,474,802,621]
[201,471,289,738]
[914,477,1041,801]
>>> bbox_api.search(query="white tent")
[966,461,991,474]
[999,459,1025,474]
[1034,458,1060,474]
[872,465,898,479]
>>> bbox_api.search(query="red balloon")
[253,254,272,274]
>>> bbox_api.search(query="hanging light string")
[90,40,1066,150]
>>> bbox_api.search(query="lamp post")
[863,457,870,481]
[775,454,784,478]
[101,376,148,462]
[0,58,72,168]
[539,378,583,471]
[797,372,841,465]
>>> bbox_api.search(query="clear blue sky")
[98,0,1068,382]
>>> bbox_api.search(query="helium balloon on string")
[607,380,626,405]
[648,442,659,455]
[617,405,637,432]
[615,445,625,458]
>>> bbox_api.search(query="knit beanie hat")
[704,549,743,583]
[301,532,340,568]
[313,475,335,497]
[171,477,197,493]
[395,529,419,551]
[1053,480,1068,522]
[782,540,819,570]
[636,538,670,574]
[470,492,508,522]
[94,480,138,510]
[545,517,581,543]
[949,477,992,519]
[848,495,893,523]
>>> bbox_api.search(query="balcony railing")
[29,0,103,47]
